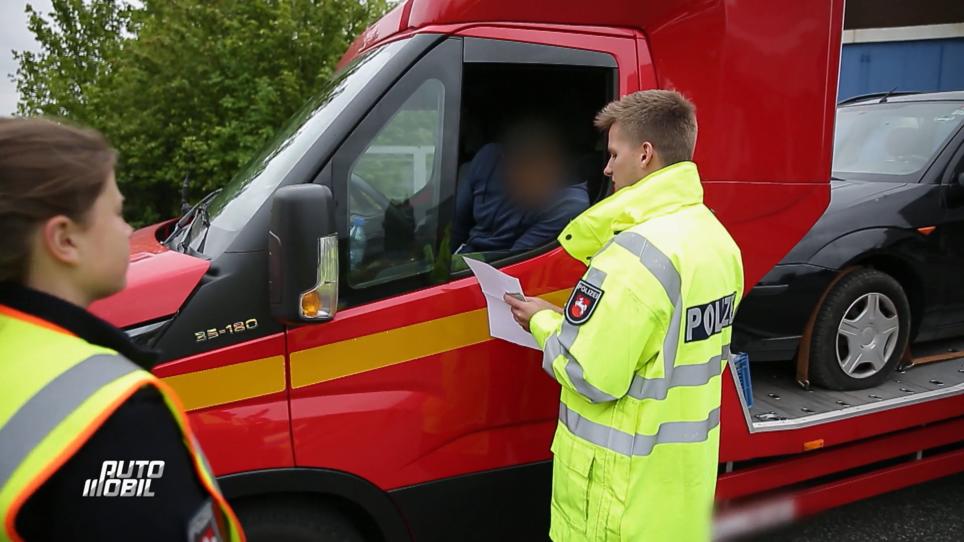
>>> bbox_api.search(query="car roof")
[840,90,964,107]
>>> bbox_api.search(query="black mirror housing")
[269,184,338,324]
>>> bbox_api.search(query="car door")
[934,132,964,336]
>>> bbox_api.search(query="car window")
[347,79,445,288]
[833,101,964,182]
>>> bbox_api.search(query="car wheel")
[234,495,367,542]
[809,268,911,390]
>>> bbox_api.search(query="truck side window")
[347,79,446,288]
[447,39,618,273]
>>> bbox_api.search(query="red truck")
[89,0,964,540]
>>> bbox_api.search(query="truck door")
[284,29,636,539]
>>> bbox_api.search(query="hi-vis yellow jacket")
[0,305,244,542]
[530,161,744,542]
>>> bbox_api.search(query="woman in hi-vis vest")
[0,118,244,542]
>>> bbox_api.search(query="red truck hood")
[88,222,210,328]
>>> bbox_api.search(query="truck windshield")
[832,100,964,183]
[176,39,408,257]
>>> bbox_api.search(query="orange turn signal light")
[803,439,825,451]
[301,290,322,318]
[917,226,937,236]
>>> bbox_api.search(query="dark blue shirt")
[453,143,590,253]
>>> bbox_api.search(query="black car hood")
[827,179,903,207]
[780,179,929,264]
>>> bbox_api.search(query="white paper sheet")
[463,257,540,350]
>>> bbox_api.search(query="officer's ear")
[639,141,657,169]
[39,214,83,268]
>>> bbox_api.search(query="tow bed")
[748,356,964,430]
[714,342,964,538]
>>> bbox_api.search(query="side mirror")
[957,172,964,186]
[268,184,338,324]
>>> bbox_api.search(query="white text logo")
[82,460,164,497]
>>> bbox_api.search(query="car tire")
[234,495,367,542]
[809,268,911,390]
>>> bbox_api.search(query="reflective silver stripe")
[545,339,617,403]
[541,342,557,378]
[628,347,727,400]
[663,294,683,375]
[613,231,732,399]
[611,231,682,374]
[611,231,681,310]
[548,232,728,403]
[0,354,140,490]
[559,403,721,457]
[543,268,616,403]
[611,231,694,399]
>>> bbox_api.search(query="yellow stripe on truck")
[290,288,571,389]
[162,355,287,411]
[163,288,572,407]
[290,308,491,389]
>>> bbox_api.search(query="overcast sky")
[1,0,52,115]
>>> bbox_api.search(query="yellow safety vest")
[530,161,744,542]
[0,305,244,542]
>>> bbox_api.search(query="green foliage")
[14,0,392,226]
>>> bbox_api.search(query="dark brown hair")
[0,117,117,283]
[594,89,697,166]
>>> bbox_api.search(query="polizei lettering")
[82,460,165,498]
[685,293,737,342]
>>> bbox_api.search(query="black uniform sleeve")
[16,386,211,542]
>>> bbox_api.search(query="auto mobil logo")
[82,460,164,497]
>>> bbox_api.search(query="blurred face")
[603,123,658,191]
[73,172,133,301]
[505,153,563,208]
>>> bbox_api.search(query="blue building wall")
[838,38,964,101]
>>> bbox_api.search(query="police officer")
[0,118,244,542]
[505,90,744,541]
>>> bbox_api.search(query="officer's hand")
[503,295,562,331]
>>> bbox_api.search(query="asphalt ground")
[747,471,964,541]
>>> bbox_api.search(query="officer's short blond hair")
[594,90,697,166]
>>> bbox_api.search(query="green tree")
[14,0,392,225]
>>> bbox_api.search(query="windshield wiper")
[193,203,214,254]
[878,86,899,103]
[164,188,222,250]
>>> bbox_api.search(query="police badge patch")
[187,499,224,542]
[565,280,604,326]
